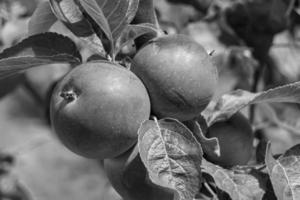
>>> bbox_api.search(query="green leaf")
[138,118,203,200]
[28,1,57,36]
[115,23,159,56]
[202,81,300,126]
[0,32,81,79]
[202,159,267,200]
[266,143,300,200]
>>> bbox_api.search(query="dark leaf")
[0,32,81,79]
[266,143,300,200]
[28,1,57,36]
[202,159,267,200]
[138,118,203,200]
[203,82,300,126]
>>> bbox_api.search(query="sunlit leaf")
[138,118,203,200]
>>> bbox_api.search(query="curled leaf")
[138,118,203,200]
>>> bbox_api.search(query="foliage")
[1,0,300,199]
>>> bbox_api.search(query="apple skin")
[50,61,151,159]
[131,34,218,121]
[104,148,174,200]
[206,112,254,167]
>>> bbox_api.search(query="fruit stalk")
[132,0,160,49]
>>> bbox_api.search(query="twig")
[203,182,218,200]
[249,64,265,123]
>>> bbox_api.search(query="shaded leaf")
[138,118,203,200]
[28,1,57,36]
[202,159,266,200]
[115,23,159,55]
[0,32,81,79]
[202,81,300,126]
[266,143,300,200]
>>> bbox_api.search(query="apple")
[50,61,151,159]
[206,112,254,167]
[131,34,218,121]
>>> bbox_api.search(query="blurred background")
[0,0,300,199]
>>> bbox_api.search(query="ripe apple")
[131,34,218,121]
[50,61,151,159]
[206,112,254,167]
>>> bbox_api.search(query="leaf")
[115,23,159,55]
[266,143,300,200]
[183,119,220,158]
[49,0,95,37]
[77,0,113,41]
[95,0,140,40]
[0,32,81,79]
[202,159,267,200]
[138,118,203,200]
[49,0,106,55]
[256,103,300,136]
[28,1,57,36]
[202,81,300,126]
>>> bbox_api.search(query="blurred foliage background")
[0,0,300,199]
